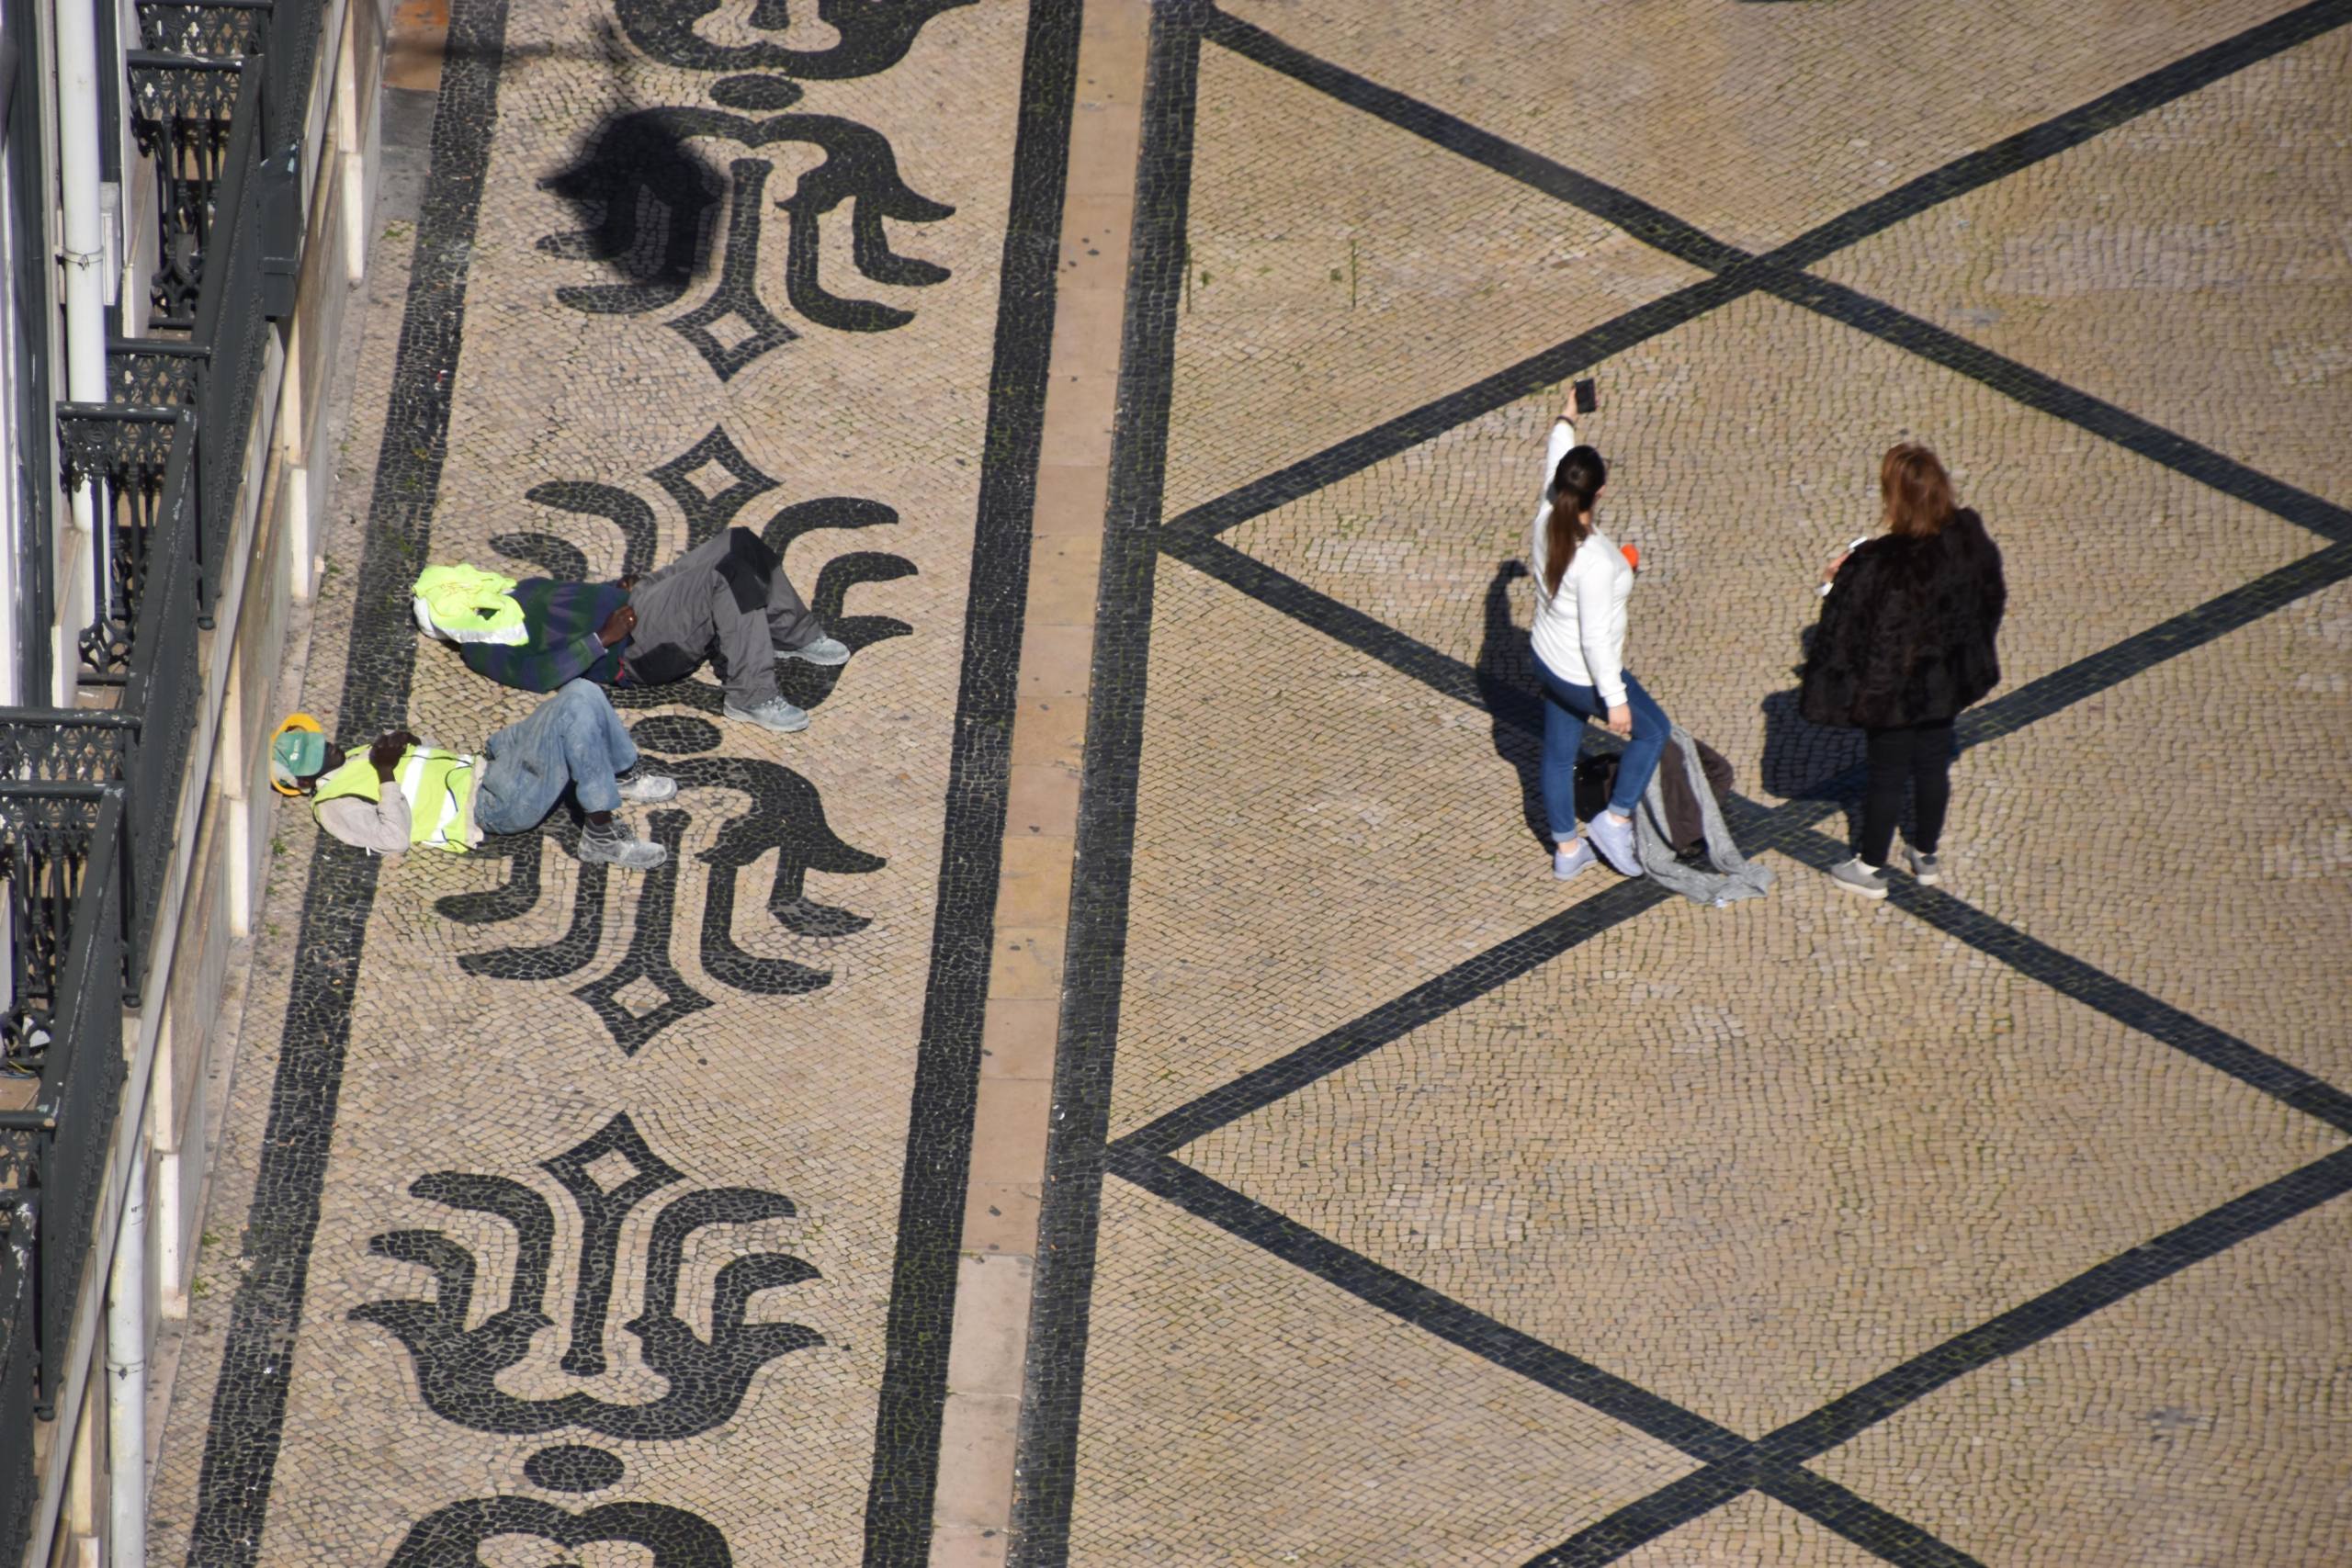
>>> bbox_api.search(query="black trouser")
[1858,719,1954,868]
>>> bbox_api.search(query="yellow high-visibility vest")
[311,745,478,852]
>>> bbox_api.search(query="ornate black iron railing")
[116,426,205,1007]
[186,65,267,623]
[0,0,322,1550]
[0,718,136,1075]
[55,408,184,682]
[0,715,133,788]
[129,2,285,336]
[0,788,126,1436]
[135,0,273,59]
[107,338,209,412]
[126,52,242,333]
[73,62,259,677]
[3,799,96,1079]
[0,1138,38,1546]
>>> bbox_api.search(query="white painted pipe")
[335,16,366,284]
[0,160,21,710]
[55,0,112,651]
[106,1144,147,1568]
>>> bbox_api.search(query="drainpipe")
[106,1143,148,1568]
[55,0,111,693]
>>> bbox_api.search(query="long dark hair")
[1881,443,1955,539]
[1544,445,1608,595]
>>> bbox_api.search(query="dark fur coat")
[1800,510,2007,729]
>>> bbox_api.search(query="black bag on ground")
[1574,733,1736,858]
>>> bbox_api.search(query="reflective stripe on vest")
[312,745,477,852]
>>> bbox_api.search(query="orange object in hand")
[1621,543,1641,572]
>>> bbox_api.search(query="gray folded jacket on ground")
[1631,723,1775,907]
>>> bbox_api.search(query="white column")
[0,156,23,709]
[56,0,111,651]
[281,316,312,602]
[105,1144,147,1568]
[225,795,253,935]
[150,1012,189,1314]
[336,12,365,282]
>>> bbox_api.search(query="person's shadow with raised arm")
[1474,560,1560,850]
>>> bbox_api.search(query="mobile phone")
[1572,378,1598,415]
[1816,536,1871,598]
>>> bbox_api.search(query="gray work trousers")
[620,527,823,707]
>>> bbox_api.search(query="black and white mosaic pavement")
[1014,3,2352,1564]
[147,1,1079,1563]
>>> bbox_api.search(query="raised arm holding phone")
[1524,380,1675,883]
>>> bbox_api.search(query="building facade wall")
[6,0,393,1560]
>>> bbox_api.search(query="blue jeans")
[475,680,638,834]
[1533,653,1670,839]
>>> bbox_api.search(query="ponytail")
[1544,446,1607,595]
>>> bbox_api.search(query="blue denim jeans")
[475,680,638,834]
[1533,653,1670,838]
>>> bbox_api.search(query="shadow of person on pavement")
[1758,622,1870,845]
[1473,559,1554,851]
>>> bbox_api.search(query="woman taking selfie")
[1801,443,2007,899]
[1529,392,1668,881]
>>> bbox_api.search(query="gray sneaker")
[1905,849,1942,886]
[1827,856,1889,900]
[579,824,667,870]
[615,765,677,804]
[778,635,850,667]
[1586,809,1644,876]
[1553,838,1596,882]
[723,694,810,733]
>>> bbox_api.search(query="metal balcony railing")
[56,408,184,682]
[134,0,274,61]
[0,0,322,1551]
[127,52,240,333]
[0,789,127,1439]
[0,1160,35,1551]
[69,60,263,682]
[127,3,270,333]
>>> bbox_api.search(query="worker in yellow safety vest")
[267,680,674,869]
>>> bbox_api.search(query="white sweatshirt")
[1527,417,1634,706]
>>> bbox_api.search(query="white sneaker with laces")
[723,694,811,733]
[1554,838,1596,882]
[778,635,851,667]
[1827,856,1890,900]
[615,766,677,804]
[1586,810,1644,876]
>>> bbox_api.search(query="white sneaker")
[1554,838,1596,881]
[723,695,810,733]
[778,635,851,667]
[1827,856,1890,900]
[615,765,677,804]
[579,824,667,870]
[1587,810,1644,876]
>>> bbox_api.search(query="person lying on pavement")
[266,680,676,869]
[412,528,849,735]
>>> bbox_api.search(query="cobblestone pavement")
[147,1,1076,1563]
[1013,3,2352,1566]
[144,2,2352,1565]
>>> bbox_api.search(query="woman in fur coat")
[1800,444,2007,899]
